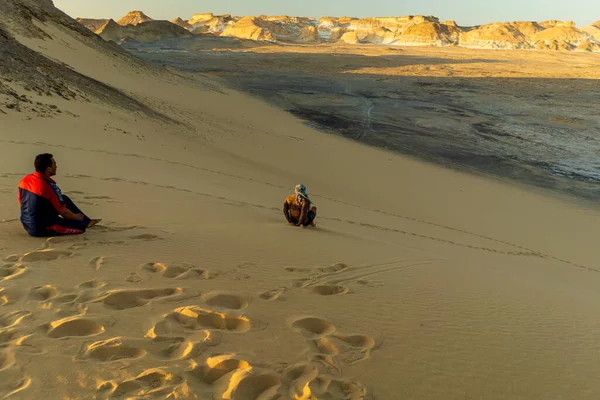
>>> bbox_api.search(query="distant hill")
[75,11,600,52]
[117,10,153,26]
[97,19,193,43]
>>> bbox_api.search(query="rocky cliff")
[76,11,600,52]
[98,19,192,43]
[117,10,153,26]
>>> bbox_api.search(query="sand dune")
[2,0,600,399]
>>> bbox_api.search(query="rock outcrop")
[576,38,600,52]
[117,11,153,26]
[582,21,600,41]
[221,16,274,41]
[533,26,590,50]
[460,22,532,49]
[339,31,360,44]
[74,10,600,52]
[171,17,194,31]
[188,13,235,35]
[98,19,193,43]
[76,18,109,33]
[388,21,460,46]
[297,26,319,43]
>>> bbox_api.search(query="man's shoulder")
[19,173,38,186]
[284,194,296,203]
[18,173,54,195]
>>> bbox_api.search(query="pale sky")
[53,0,600,27]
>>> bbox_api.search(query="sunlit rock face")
[74,10,600,52]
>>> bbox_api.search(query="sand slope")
[2,1,600,399]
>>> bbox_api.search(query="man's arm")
[297,200,309,226]
[283,200,293,223]
[59,206,84,221]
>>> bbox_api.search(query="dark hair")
[34,153,54,173]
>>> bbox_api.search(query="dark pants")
[301,209,317,226]
[46,195,90,236]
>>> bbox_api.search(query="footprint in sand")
[283,363,319,396]
[94,225,138,233]
[20,249,73,262]
[259,288,286,301]
[292,278,317,289]
[202,291,248,311]
[152,306,255,336]
[309,376,367,400]
[318,263,350,274]
[0,375,32,400]
[289,315,377,369]
[142,262,209,280]
[284,267,311,273]
[99,288,183,310]
[77,337,147,362]
[310,336,340,357]
[289,317,336,339]
[2,255,19,263]
[311,284,349,296]
[78,279,106,290]
[188,356,252,385]
[98,369,184,399]
[231,374,281,399]
[84,195,112,200]
[0,263,27,282]
[27,285,60,302]
[148,332,221,361]
[0,311,32,331]
[46,316,105,339]
[188,356,284,400]
[130,234,162,241]
[0,289,7,307]
[0,349,16,371]
[53,294,78,305]
[125,272,144,283]
[46,236,88,250]
[332,334,377,365]
[89,256,106,271]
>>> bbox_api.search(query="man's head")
[34,153,57,177]
[295,184,307,195]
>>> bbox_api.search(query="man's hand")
[59,206,84,221]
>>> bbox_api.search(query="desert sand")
[2,2,600,400]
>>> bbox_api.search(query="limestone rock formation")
[328,27,350,43]
[76,18,109,33]
[533,25,589,50]
[297,26,320,43]
[339,31,360,44]
[188,13,235,35]
[582,21,600,41]
[576,38,600,52]
[460,22,532,49]
[539,20,575,29]
[171,17,194,31]
[72,10,600,52]
[388,21,461,46]
[98,19,193,43]
[117,11,153,26]
[221,16,274,41]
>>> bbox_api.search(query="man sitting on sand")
[283,184,317,227]
[18,153,101,237]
